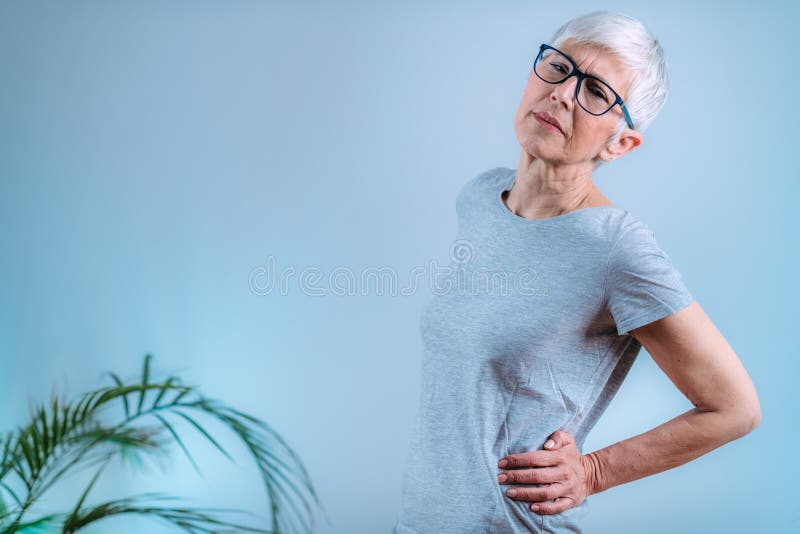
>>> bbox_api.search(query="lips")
[534,111,564,135]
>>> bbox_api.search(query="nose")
[549,76,577,111]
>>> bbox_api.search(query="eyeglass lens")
[534,48,617,115]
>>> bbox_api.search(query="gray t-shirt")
[393,167,694,533]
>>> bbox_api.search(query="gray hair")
[547,11,669,169]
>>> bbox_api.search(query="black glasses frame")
[532,43,635,130]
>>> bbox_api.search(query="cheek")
[571,114,602,139]
[520,80,552,105]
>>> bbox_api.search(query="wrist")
[582,451,605,495]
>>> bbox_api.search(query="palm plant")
[0,354,324,533]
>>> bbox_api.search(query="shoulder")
[459,166,511,196]
[610,213,667,255]
[607,212,683,275]
[456,166,511,211]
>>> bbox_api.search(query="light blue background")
[1,1,797,533]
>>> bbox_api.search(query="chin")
[516,132,549,159]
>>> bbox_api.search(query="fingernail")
[498,459,508,467]
[497,474,507,483]
[545,440,555,448]
[507,489,517,497]
[531,504,540,511]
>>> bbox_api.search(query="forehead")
[556,39,631,94]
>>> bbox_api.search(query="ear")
[598,128,643,162]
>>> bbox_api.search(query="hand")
[497,429,595,515]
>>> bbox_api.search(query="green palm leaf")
[62,493,273,534]
[0,354,326,533]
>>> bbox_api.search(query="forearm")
[582,407,756,495]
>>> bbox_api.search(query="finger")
[498,466,566,485]
[551,429,576,448]
[529,496,575,515]
[503,483,561,504]
[543,430,572,450]
[499,449,559,469]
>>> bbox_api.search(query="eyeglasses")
[532,43,635,130]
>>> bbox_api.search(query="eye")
[590,88,608,101]
[549,61,569,74]
[585,81,611,102]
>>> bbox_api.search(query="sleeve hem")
[615,294,694,336]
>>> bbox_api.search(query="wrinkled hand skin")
[497,429,595,515]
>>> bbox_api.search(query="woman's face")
[514,39,640,166]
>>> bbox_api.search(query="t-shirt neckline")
[495,168,621,223]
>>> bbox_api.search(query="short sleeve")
[606,222,694,336]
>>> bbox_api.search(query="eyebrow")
[559,48,619,89]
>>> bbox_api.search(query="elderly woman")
[393,10,761,534]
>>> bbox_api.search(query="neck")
[504,154,612,220]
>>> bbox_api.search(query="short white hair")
[547,11,669,168]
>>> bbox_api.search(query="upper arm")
[630,300,762,434]
[605,219,761,434]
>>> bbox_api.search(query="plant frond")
[171,398,325,534]
[62,457,110,529]
[152,377,179,410]
[7,512,61,533]
[151,414,201,476]
[136,353,152,416]
[171,411,233,463]
[1,354,325,534]
[1,480,23,510]
[61,493,274,534]
[107,373,130,418]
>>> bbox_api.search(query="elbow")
[706,398,761,439]
[746,403,762,433]
[744,387,763,434]
[722,383,763,438]
[733,402,762,437]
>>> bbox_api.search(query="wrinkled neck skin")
[503,152,613,220]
